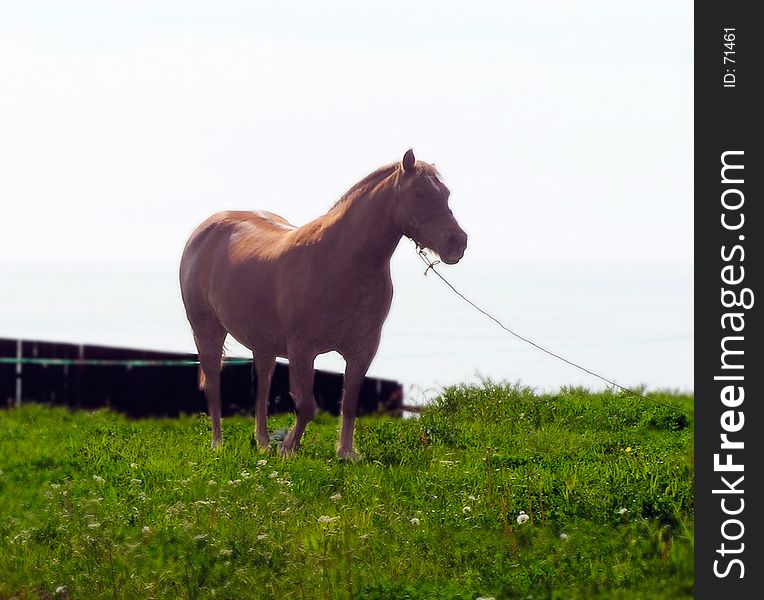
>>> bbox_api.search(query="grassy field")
[0,383,693,599]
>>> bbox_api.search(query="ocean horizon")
[1,257,693,402]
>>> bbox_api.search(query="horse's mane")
[327,162,399,215]
[285,162,400,246]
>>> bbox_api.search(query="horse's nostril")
[448,232,468,251]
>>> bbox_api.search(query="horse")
[179,149,468,458]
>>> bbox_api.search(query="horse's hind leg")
[337,351,375,461]
[280,349,318,456]
[192,321,227,448]
[253,351,276,450]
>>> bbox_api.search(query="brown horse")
[179,149,467,458]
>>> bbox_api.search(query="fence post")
[15,339,22,407]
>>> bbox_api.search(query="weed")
[0,384,693,599]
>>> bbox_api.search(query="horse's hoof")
[337,450,362,463]
[278,443,297,458]
[251,433,271,452]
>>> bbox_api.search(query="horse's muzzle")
[441,252,464,265]
[440,231,468,264]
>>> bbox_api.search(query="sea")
[0,257,693,403]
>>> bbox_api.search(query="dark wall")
[1,338,403,418]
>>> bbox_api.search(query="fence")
[0,338,403,418]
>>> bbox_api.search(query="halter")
[406,209,453,230]
[393,172,453,241]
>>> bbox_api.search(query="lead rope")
[415,247,686,413]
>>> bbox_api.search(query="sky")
[0,0,693,266]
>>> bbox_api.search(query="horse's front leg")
[337,352,375,461]
[253,352,276,450]
[280,349,318,456]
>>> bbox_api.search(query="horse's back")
[180,210,297,349]
[180,210,293,303]
[183,209,294,264]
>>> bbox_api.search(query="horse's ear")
[401,149,416,173]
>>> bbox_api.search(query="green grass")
[0,383,693,599]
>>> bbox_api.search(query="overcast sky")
[0,1,692,265]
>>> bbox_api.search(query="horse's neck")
[320,185,402,268]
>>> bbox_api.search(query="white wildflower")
[468,495,477,502]
[12,530,31,544]
[559,533,569,541]
[330,493,342,502]
[130,463,138,469]
[516,511,530,525]
[130,478,142,485]
[207,480,217,486]
[165,501,184,516]
[476,596,496,600]
[410,517,420,525]
[92,475,105,484]
[462,506,472,514]
[257,459,268,466]
[317,515,340,524]
[193,534,208,542]
[269,471,279,479]
[240,469,251,479]
[88,522,101,529]
[618,508,628,515]
[142,526,150,534]
[257,533,267,541]
[228,479,242,486]
[55,585,67,594]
